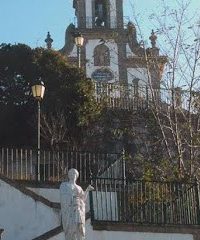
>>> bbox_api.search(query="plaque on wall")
[91,68,114,82]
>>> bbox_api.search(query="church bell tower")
[74,0,124,29]
[61,0,167,87]
[61,0,128,84]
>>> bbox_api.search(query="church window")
[94,44,110,66]
[94,0,107,27]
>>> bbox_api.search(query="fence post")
[121,149,126,222]
[89,189,95,223]
[122,148,126,181]
[0,148,3,174]
[146,86,149,109]
[194,178,200,225]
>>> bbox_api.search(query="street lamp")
[31,79,45,181]
[74,32,84,68]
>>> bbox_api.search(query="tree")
[0,44,100,148]
[0,44,35,146]
[127,0,200,180]
[85,0,200,181]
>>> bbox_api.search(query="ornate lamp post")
[45,31,53,49]
[74,32,84,68]
[31,79,45,181]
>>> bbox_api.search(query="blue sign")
[91,68,114,82]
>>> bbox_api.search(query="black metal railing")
[90,178,200,225]
[94,82,149,110]
[0,147,122,183]
[93,82,195,111]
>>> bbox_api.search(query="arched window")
[94,44,110,66]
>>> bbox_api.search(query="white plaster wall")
[86,39,119,82]
[86,227,194,240]
[69,45,77,57]
[92,192,118,221]
[85,0,93,28]
[100,159,123,179]
[49,232,65,240]
[126,44,136,58]
[49,219,194,240]
[28,187,60,203]
[109,0,117,28]
[0,180,60,240]
[127,68,148,86]
[28,187,91,212]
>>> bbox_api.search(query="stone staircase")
[0,174,92,240]
[0,175,61,240]
[32,226,63,240]
[0,174,199,240]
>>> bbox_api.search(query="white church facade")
[59,0,167,87]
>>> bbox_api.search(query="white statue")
[60,168,94,240]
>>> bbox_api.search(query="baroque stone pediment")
[59,23,76,55]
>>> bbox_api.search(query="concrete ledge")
[16,180,61,189]
[92,221,200,240]
[32,226,62,240]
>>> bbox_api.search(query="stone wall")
[93,222,200,240]
[48,220,196,240]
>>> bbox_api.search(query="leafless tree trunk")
[140,0,200,179]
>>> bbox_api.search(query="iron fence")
[90,178,200,225]
[0,147,121,183]
[93,82,197,111]
[94,82,149,110]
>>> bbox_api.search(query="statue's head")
[68,168,79,181]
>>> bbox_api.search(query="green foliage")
[0,43,100,147]
[0,44,33,106]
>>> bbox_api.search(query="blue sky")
[0,0,199,50]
